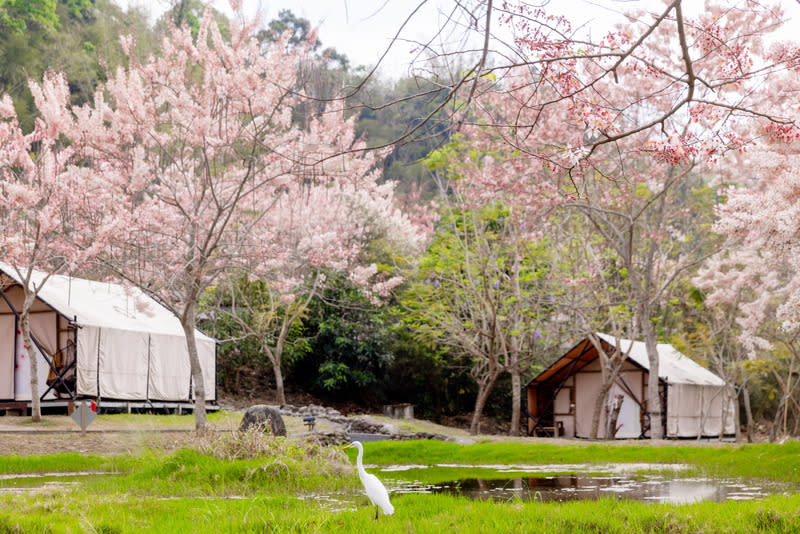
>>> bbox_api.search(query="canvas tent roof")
[0,263,213,342]
[528,333,723,387]
[595,333,724,386]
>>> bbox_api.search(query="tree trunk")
[769,397,784,443]
[591,380,613,439]
[21,291,41,422]
[733,386,741,442]
[641,321,663,439]
[273,362,286,406]
[607,394,623,440]
[470,371,501,436]
[721,383,737,442]
[743,383,754,443]
[509,368,521,436]
[268,315,292,406]
[181,302,206,431]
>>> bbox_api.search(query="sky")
[124,1,800,78]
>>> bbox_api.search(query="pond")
[0,464,791,506]
[374,463,793,504]
[0,472,116,496]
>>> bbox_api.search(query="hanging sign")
[70,400,97,431]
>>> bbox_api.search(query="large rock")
[239,405,287,436]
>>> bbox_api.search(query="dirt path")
[1,411,733,457]
[0,411,474,456]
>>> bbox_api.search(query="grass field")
[2,416,800,533]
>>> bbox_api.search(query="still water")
[376,464,792,504]
[0,465,791,505]
[0,472,112,496]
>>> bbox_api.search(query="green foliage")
[400,202,558,367]
[0,0,60,34]
[0,0,154,132]
[383,327,480,420]
[294,281,395,403]
[156,0,230,40]
[127,435,350,495]
[0,452,127,475]
[260,9,319,51]
[199,276,311,395]
[9,440,800,533]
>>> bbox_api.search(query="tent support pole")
[0,285,72,401]
[145,335,151,401]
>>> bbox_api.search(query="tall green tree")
[0,0,153,132]
[0,0,60,34]
[400,201,560,435]
[355,75,452,196]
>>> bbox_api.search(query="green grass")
[0,452,131,475]
[4,436,800,533]
[3,490,800,533]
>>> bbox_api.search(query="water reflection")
[386,471,787,504]
[0,472,116,495]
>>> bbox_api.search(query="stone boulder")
[239,405,287,436]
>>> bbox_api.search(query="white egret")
[344,441,394,519]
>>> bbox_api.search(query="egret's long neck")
[355,445,366,477]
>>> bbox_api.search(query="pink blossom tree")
[424,0,800,438]
[0,73,106,421]
[205,104,427,405]
[32,6,353,429]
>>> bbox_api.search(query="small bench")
[534,421,564,437]
[303,416,316,431]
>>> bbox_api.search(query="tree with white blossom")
[700,142,800,440]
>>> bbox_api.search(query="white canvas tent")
[527,334,736,439]
[0,264,216,404]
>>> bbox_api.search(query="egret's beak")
[343,443,354,450]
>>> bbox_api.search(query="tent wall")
[76,326,100,397]
[613,370,645,438]
[98,329,150,400]
[526,387,537,435]
[0,315,14,399]
[569,359,647,439]
[13,326,55,401]
[554,376,575,438]
[76,325,216,402]
[666,383,736,437]
[197,337,217,402]
[574,371,603,438]
[0,285,61,401]
[528,336,736,439]
[148,335,192,401]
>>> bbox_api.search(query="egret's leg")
[375,506,379,520]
